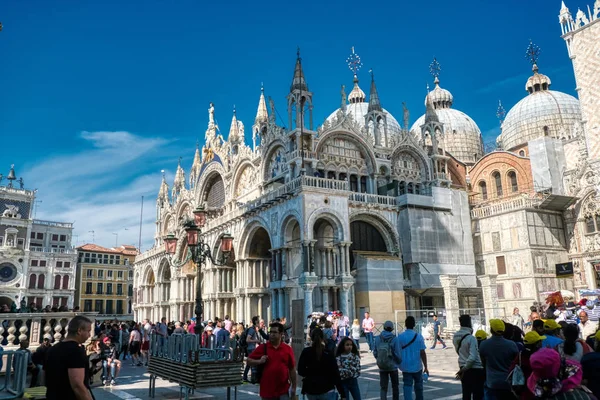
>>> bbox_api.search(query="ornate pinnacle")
[525,39,541,66]
[496,100,506,124]
[346,46,363,76]
[429,57,441,81]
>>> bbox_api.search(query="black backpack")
[239,327,251,348]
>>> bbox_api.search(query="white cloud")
[23,131,186,252]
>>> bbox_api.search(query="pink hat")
[527,348,582,397]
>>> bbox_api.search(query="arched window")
[29,274,37,289]
[62,275,69,289]
[54,275,61,289]
[543,126,549,136]
[360,176,367,193]
[479,181,488,200]
[508,171,518,193]
[350,175,358,192]
[492,172,503,197]
[37,274,45,289]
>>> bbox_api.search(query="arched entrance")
[206,235,237,321]
[157,261,171,321]
[349,220,388,267]
[238,226,271,322]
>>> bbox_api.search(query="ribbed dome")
[499,90,581,151]
[326,102,402,133]
[348,75,366,104]
[427,78,454,109]
[410,108,483,164]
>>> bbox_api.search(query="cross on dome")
[429,57,442,84]
[346,46,363,77]
[496,100,506,124]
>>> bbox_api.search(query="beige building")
[75,244,137,317]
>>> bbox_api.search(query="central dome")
[498,65,581,151]
[410,79,483,165]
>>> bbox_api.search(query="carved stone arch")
[306,209,348,242]
[315,130,378,174]
[390,144,432,181]
[157,258,171,283]
[576,189,598,220]
[142,264,156,285]
[236,215,271,257]
[262,139,288,182]
[162,212,175,236]
[280,209,303,248]
[175,201,192,223]
[349,211,400,253]
[195,161,228,204]
[232,159,256,199]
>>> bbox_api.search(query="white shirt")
[579,320,598,339]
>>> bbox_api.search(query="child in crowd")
[336,337,362,400]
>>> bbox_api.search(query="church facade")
[133,1,600,327]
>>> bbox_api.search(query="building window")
[116,300,123,314]
[86,269,93,278]
[94,299,103,313]
[54,275,61,289]
[51,234,59,241]
[86,282,92,294]
[496,256,507,275]
[31,260,38,267]
[98,270,104,279]
[497,283,505,299]
[106,300,114,314]
[107,270,113,278]
[586,217,596,233]
[519,150,525,156]
[492,171,503,197]
[56,261,63,268]
[64,262,71,269]
[84,300,92,312]
[37,232,43,240]
[59,235,66,241]
[129,270,133,279]
[62,275,69,289]
[29,274,37,289]
[30,231,35,239]
[128,284,133,297]
[37,274,45,289]
[508,171,518,193]
[479,181,487,201]
[97,283,103,294]
[39,260,47,267]
[107,283,113,295]
[118,271,123,279]
[117,284,123,295]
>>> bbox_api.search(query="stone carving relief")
[320,137,367,172]
[391,152,422,182]
[234,166,255,198]
[2,205,22,219]
[268,147,288,179]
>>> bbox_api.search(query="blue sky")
[0,0,588,250]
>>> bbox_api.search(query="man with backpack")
[373,320,402,400]
[395,316,428,400]
[242,316,260,383]
[453,314,484,400]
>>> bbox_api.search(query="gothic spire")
[255,85,269,124]
[189,141,202,187]
[158,170,170,206]
[290,47,309,92]
[229,106,240,142]
[425,93,439,124]
[367,69,382,112]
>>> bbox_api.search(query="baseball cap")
[523,331,546,345]
[489,319,505,334]
[102,337,111,344]
[475,330,488,340]
[543,319,560,331]
[383,321,394,331]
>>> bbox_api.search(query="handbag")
[508,353,526,395]
[252,344,268,384]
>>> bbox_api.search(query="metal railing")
[0,351,28,398]
[149,332,233,363]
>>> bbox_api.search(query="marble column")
[332,287,338,311]
[278,289,285,319]
[322,287,329,312]
[281,248,288,278]
[309,241,316,275]
[439,274,460,330]
[258,295,263,318]
[302,284,317,321]
[245,295,251,322]
[479,274,500,320]
[340,285,350,316]
[259,260,264,288]
[216,299,222,318]
[272,290,278,319]
[252,261,257,288]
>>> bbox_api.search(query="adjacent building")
[0,165,78,310]
[75,244,137,318]
[133,2,600,326]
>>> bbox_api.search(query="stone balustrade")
[470,196,542,218]
[0,312,97,349]
[349,192,397,206]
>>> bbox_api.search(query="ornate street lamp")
[163,207,233,335]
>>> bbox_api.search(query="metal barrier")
[0,350,29,400]
[393,308,508,336]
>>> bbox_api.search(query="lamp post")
[163,205,233,335]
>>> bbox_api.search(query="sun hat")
[489,319,505,334]
[523,331,546,345]
[543,319,561,331]
[475,330,488,340]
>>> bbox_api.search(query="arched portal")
[313,218,345,312]
[202,173,226,208]
[349,221,388,268]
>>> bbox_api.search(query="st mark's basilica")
[133,2,600,328]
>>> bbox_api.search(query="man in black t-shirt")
[45,315,94,400]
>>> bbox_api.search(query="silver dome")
[499,90,581,151]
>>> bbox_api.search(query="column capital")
[478,274,498,286]
[439,274,458,287]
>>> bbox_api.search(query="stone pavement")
[92,340,462,400]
